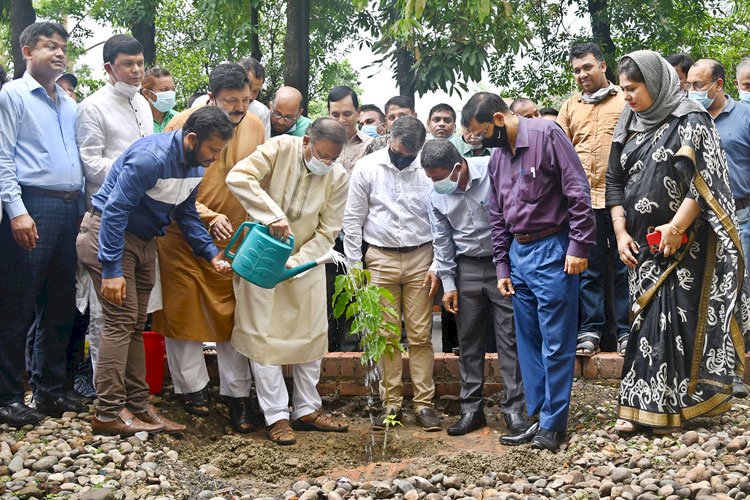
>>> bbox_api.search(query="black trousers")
[0,193,79,404]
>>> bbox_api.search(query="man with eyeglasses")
[687,58,750,399]
[152,63,266,432]
[226,118,350,445]
[269,86,311,137]
[461,92,594,451]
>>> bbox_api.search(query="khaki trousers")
[366,244,435,410]
[76,212,155,418]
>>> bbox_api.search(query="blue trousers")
[509,231,578,432]
[578,209,630,341]
[0,193,79,404]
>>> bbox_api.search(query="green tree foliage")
[361,0,750,104]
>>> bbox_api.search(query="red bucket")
[143,331,165,395]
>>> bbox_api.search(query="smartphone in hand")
[646,230,689,254]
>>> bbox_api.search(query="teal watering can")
[225,221,323,289]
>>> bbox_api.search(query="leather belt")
[458,254,494,262]
[513,224,564,244]
[369,241,431,253]
[737,198,750,210]
[22,186,80,202]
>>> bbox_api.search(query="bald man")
[270,86,311,137]
[509,98,541,119]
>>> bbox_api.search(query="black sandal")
[224,396,255,433]
[183,389,210,416]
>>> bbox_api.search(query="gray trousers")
[455,256,524,413]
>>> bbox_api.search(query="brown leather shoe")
[133,404,186,434]
[267,419,296,445]
[91,408,164,436]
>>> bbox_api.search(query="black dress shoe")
[224,396,254,433]
[34,395,87,417]
[503,412,532,434]
[733,376,749,398]
[415,408,441,432]
[531,428,566,451]
[500,421,539,445]
[448,411,487,436]
[372,407,401,431]
[0,402,45,427]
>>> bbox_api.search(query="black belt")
[368,241,431,253]
[513,224,564,244]
[22,186,80,202]
[458,254,494,262]
[737,198,750,210]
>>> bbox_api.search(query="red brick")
[316,383,338,396]
[340,357,356,378]
[320,355,339,379]
[435,382,461,396]
[573,357,582,378]
[433,353,446,378]
[339,383,370,396]
[583,353,623,379]
[482,383,504,396]
[444,355,461,378]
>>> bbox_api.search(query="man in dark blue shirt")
[77,106,234,435]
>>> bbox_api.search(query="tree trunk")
[394,43,416,101]
[250,3,262,61]
[283,0,311,112]
[130,1,157,66]
[10,0,36,79]
[587,0,616,82]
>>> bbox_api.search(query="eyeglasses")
[684,80,717,91]
[311,142,337,165]
[470,121,492,140]
[272,110,299,122]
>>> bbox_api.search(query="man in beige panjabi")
[151,63,265,433]
[226,117,350,445]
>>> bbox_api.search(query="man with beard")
[77,106,234,435]
[152,63,265,431]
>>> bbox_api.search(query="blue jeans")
[578,209,630,342]
[510,231,578,432]
[0,193,79,404]
[736,206,750,275]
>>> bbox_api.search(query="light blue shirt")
[715,95,750,201]
[428,157,494,292]
[0,72,82,219]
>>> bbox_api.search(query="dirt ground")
[148,379,623,496]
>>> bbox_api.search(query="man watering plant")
[226,117,350,445]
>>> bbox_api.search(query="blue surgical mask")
[688,81,717,109]
[739,90,750,105]
[433,163,460,195]
[152,90,176,113]
[360,124,381,138]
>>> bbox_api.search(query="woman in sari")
[606,50,750,433]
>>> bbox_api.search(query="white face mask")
[107,63,141,99]
[305,143,333,176]
[432,163,460,195]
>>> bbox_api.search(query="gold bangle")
[612,215,626,223]
[669,222,685,235]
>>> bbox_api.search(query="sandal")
[652,426,680,435]
[576,333,600,357]
[183,389,210,416]
[268,419,296,445]
[224,396,255,433]
[617,336,628,357]
[292,410,349,432]
[614,418,638,433]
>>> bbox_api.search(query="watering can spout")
[280,261,318,281]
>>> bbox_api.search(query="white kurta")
[226,135,349,365]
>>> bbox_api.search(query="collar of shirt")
[719,94,736,116]
[23,71,61,105]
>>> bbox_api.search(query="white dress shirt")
[248,99,271,140]
[75,83,153,203]
[343,148,433,262]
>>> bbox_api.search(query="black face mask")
[388,148,417,170]
[482,124,509,149]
